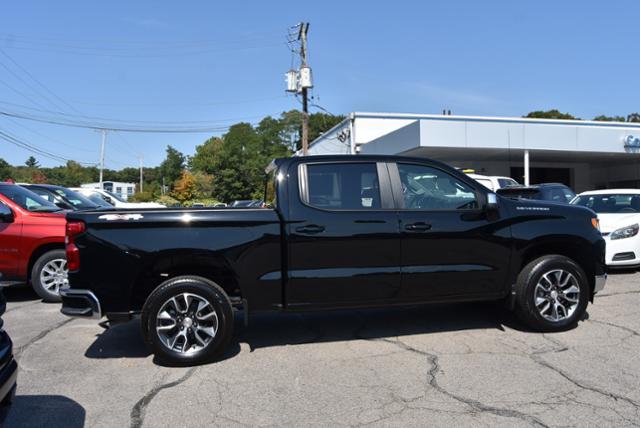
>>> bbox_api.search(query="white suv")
[71,188,165,209]
[467,173,518,192]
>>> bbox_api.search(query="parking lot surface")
[2,272,640,427]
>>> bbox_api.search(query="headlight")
[610,223,639,240]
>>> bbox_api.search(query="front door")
[286,161,401,308]
[0,201,22,280]
[393,162,511,301]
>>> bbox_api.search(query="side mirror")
[55,201,72,210]
[486,193,499,210]
[0,204,14,223]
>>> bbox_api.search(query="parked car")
[0,289,17,421]
[497,183,576,204]
[71,188,165,209]
[60,155,606,365]
[467,173,518,191]
[572,189,640,267]
[0,183,67,301]
[20,184,105,211]
[230,199,262,208]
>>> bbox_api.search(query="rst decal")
[98,214,144,221]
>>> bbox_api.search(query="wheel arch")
[131,252,243,312]
[516,237,596,298]
[27,243,65,281]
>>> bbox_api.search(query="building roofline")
[351,111,640,128]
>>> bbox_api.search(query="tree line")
[0,110,345,205]
[525,109,640,122]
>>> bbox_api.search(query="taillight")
[65,221,85,271]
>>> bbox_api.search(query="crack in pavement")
[531,335,640,414]
[16,317,75,359]
[373,337,550,428]
[3,300,41,314]
[598,290,640,298]
[588,319,640,337]
[130,367,198,428]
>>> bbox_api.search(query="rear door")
[285,160,401,308]
[392,161,511,301]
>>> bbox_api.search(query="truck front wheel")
[514,255,589,332]
[141,276,234,366]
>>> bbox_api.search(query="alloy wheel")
[534,269,580,322]
[155,293,219,354]
[39,259,68,295]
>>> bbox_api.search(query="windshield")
[52,188,99,209]
[572,194,640,213]
[498,178,518,188]
[0,184,61,212]
[86,192,114,207]
[104,190,126,203]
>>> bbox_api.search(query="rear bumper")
[60,288,102,319]
[594,274,607,294]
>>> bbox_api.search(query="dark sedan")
[20,184,104,211]
[496,183,576,204]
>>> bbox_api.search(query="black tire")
[31,249,67,302]
[514,255,589,332]
[141,276,234,366]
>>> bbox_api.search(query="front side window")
[398,163,478,210]
[306,163,381,210]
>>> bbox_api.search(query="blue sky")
[1,0,638,168]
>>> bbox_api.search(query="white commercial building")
[81,181,136,201]
[307,112,640,192]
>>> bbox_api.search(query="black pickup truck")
[60,155,606,365]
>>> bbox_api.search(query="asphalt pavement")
[2,271,640,427]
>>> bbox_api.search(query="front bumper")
[603,234,640,266]
[594,274,607,294]
[60,288,102,319]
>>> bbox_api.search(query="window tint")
[572,194,640,213]
[306,163,381,210]
[398,163,478,210]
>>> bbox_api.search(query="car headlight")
[610,223,639,240]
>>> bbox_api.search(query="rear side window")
[305,163,381,210]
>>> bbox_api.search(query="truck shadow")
[235,301,522,352]
[82,301,585,365]
[1,286,39,303]
[3,394,85,428]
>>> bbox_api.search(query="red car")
[0,183,67,302]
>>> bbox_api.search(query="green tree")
[25,156,40,168]
[0,158,11,181]
[628,113,640,123]
[158,146,185,190]
[593,115,626,122]
[278,110,345,151]
[525,110,577,120]
[189,137,223,175]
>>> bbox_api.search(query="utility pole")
[285,22,313,155]
[299,22,310,155]
[98,129,107,188]
[139,156,144,192]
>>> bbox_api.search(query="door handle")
[295,224,325,234]
[404,222,432,231]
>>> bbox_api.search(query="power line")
[0,128,96,165]
[0,48,82,114]
[0,109,251,133]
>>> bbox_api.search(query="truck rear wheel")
[514,255,589,332]
[141,276,234,366]
[31,249,67,302]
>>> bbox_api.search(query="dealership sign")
[624,135,640,148]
